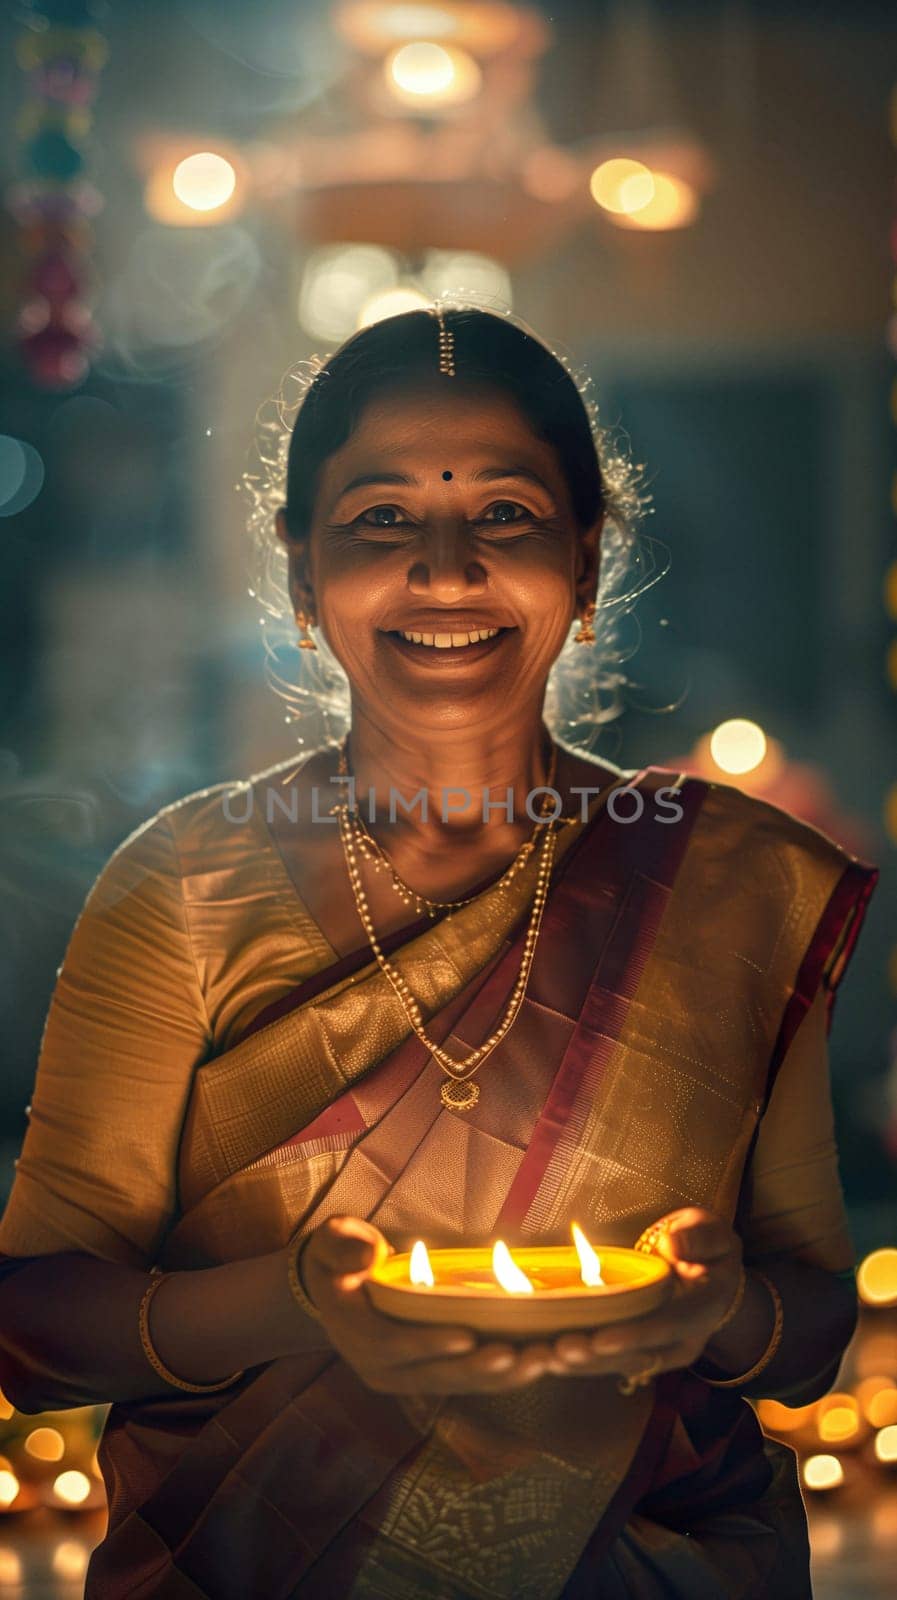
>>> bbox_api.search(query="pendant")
[440,1078,480,1112]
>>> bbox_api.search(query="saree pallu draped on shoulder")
[86,774,877,1600]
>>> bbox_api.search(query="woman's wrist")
[286,1231,323,1323]
[139,1271,245,1393]
[147,1248,328,1385]
[692,1267,779,1383]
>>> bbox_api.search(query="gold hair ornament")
[434,307,456,377]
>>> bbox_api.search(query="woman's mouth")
[382,626,514,662]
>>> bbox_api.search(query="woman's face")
[278,382,601,741]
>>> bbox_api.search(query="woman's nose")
[407,525,488,600]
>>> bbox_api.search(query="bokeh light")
[858,1249,897,1307]
[875,1426,897,1465]
[0,435,45,518]
[0,1471,20,1509]
[420,250,511,307]
[611,172,700,231]
[589,159,655,216]
[24,1426,65,1461]
[52,1540,89,1580]
[358,284,431,326]
[0,1549,22,1585]
[857,1376,897,1428]
[817,1394,861,1444]
[52,1470,91,1505]
[869,1390,897,1429]
[885,558,897,619]
[172,151,236,212]
[802,1454,844,1491]
[709,718,768,775]
[298,245,399,340]
[384,41,482,106]
[756,1399,817,1433]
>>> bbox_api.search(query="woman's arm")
[694,1257,856,1404]
[0,806,331,1413]
[0,1247,328,1414]
[692,985,858,1402]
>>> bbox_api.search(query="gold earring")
[574,601,596,646]
[295,609,318,651]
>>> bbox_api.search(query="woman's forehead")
[324,384,560,475]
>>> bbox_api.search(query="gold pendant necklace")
[332,735,566,1111]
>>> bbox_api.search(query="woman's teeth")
[397,628,500,648]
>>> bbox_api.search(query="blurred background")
[0,0,896,1594]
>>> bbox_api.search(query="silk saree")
[0,751,877,1598]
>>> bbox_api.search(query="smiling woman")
[0,306,878,1600]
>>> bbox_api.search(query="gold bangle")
[714,1265,747,1334]
[287,1233,323,1323]
[138,1269,245,1394]
[696,1270,784,1389]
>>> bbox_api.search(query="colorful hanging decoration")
[8,2,108,389]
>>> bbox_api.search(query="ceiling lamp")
[384,41,482,107]
[336,1,526,57]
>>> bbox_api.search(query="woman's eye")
[481,501,529,525]
[357,505,408,528]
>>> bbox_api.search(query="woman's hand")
[299,1216,559,1395]
[545,1208,745,1385]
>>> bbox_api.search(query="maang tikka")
[434,307,456,376]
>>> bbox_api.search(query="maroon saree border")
[764,854,878,1114]
[495,771,707,1234]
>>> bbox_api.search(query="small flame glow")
[571,1222,604,1286]
[409,1239,435,1287]
[492,1240,534,1293]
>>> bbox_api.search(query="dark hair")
[281,307,606,539]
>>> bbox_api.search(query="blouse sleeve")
[738,985,854,1273]
[0,810,211,1269]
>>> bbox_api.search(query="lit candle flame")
[492,1240,534,1293]
[571,1222,604,1287]
[409,1239,435,1287]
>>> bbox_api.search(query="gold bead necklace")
[336,738,567,918]
[331,735,567,1112]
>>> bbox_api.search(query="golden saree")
[0,753,877,1599]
